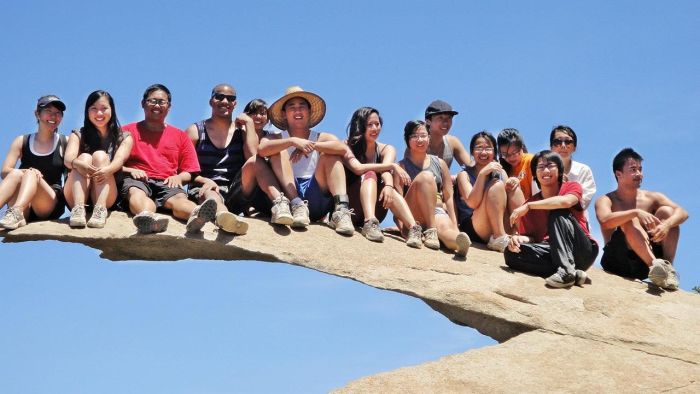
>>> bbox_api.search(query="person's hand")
[90,166,113,185]
[507,235,529,253]
[480,161,502,177]
[393,164,411,187]
[130,169,148,181]
[164,175,182,188]
[379,184,394,208]
[28,167,44,180]
[637,209,661,230]
[73,159,97,178]
[510,203,529,226]
[505,176,520,192]
[235,113,254,129]
[290,137,315,156]
[198,179,219,198]
[648,221,669,243]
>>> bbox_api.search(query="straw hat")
[268,86,326,130]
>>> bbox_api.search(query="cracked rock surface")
[3,211,699,393]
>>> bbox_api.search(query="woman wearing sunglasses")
[549,125,596,212]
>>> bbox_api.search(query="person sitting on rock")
[595,148,688,290]
[0,95,68,230]
[458,131,525,253]
[121,84,215,235]
[342,106,423,247]
[258,86,353,235]
[497,128,538,200]
[549,125,596,216]
[63,90,133,229]
[184,84,275,235]
[505,150,598,288]
[397,120,471,257]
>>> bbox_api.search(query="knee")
[361,171,378,183]
[6,168,24,181]
[487,180,506,197]
[414,171,437,189]
[91,150,110,166]
[655,206,673,220]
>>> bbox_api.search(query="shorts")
[600,227,663,280]
[435,206,448,216]
[296,176,332,221]
[224,171,271,215]
[458,212,488,245]
[121,177,185,209]
[28,183,66,221]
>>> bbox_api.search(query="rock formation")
[2,211,699,393]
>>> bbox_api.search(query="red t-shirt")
[123,122,200,180]
[518,181,591,242]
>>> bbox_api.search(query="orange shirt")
[508,153,535,199]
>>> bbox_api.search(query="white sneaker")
[215,211,248,235]
[291,200,310,228]
[271,195,293,226]
[648,258,670,289]
[455,232,471,257]
[330,207,354,236]
[487,234,510,253]
[133,211,169,234]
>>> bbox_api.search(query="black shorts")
[28,183,66,221]
[458,214,488,245]
[121,177,186,209]
[224,171,271,215]
[600,227,663,280]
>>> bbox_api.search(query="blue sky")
[1,1,698,392]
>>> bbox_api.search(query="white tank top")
[281,130,320,179]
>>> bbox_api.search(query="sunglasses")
[212,93,236,102]
[552,138,574,147]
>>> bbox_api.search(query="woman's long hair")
[346,107,382,163]
[81,90,122,154]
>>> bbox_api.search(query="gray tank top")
[428,136,454,168]
[400,154,443,191]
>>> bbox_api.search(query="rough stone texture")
[2,211,699,393]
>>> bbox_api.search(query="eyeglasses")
[410,134,430,140]
[212,93,236,102]
[474,147,494,153]
[535,163,559,172]
[552,138,574,147]
[145,98,169,106]
[500,148,522,159]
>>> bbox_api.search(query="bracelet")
[384,184,394,189]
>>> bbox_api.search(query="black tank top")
[19,133,66,188]
[194,120,245,185]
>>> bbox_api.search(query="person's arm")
[465,162,504,209]
[63,131,81,170]
[448,135,474,167]
[510,191,578,227]
[594,194,658,230]
[235,113,258,159]
[647,192,689,243]
[315,132,348,155]
[258,134,313,157]
[90,134,134,185]
[1,136,23,179]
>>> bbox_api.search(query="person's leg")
[127,187,156,215]
[654,206,680,263]
[256,156,285,202]
[164,193,197,220]
[504,243,556,277]
[600,228,650,280]
[435,212,470,256]
[359,172,378,223]
[485,181,508,238]
[268,151,299,200]
[64,153,93,209]
[404,171,437,230]
[0,169,25,208]
[89,151,118,209]
[314,153,347,197]
[547,209,596,274]
[619,218,656,266]
[505,185,525,234]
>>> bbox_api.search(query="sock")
[333,194,349,210]
[291,197,303,206]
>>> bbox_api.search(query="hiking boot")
[406,224,423,249]
[270,194,293,226]
[422,228,440,250]
[455,232,471,257]
[69,204,87,228]
[87,205,108,228]
[330,207,354,236]
[0,207,26,230]
[575,269,589,286]
[133,211,169,234]
[487,234,510,253]
[361,218,384,242]
[545,271,576,288]
[215,211,248,235]
[291,200,310,228]
[186,198,217,233]
[648,258,670,289]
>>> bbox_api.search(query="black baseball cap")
[425,99,458,119]
[37,95,66,112]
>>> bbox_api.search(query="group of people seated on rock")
[0,85,688,290]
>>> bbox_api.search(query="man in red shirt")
[505,150,599,288]
[121,84,215,234]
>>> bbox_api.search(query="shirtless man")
[595,148,688,290]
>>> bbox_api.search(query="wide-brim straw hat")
[268,86,326,130]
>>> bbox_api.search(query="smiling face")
[364,112,382,143]
[427,113,453,136]
[282,97,310,130]
[210,85,236,118]
[35,104,63,131]
[472,136,496,166]
[142,89,170,123]
[88,96,112,132]
[616,158,643,189]
[535,157,560,188]
[499,143,523,167]
[550,130,576,160]
[408,125,430,153]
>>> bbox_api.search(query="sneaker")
[186,198,217,233]
[0,207,26,230]
[487,234,510,253]
[87,205,108,228]
[270,195,293,226]
[406,224,423,249]
[575,269,589,286]
[133,211,169,234]
[455,232,471,257]
[545,271,576,288]
[361,218,384,242]
[422,228,440,250]
[330,207,354,236]
[69,204,87,228]
[664,264,680,291]
[291,200,310,228]
[648,258,670,289]
[215,211,248,235]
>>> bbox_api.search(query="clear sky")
[1,1,698,392]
